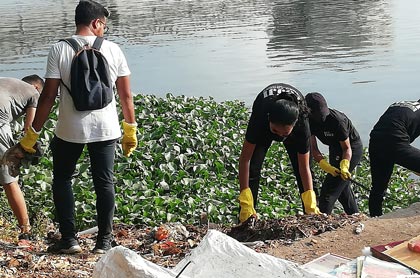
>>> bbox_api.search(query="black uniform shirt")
[309,109,361,149]
[370,101,420,143]
[245,83,311,154]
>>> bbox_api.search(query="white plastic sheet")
[93,246,176,278]
[93,229,322,278]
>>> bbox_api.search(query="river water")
[1,0,420,144]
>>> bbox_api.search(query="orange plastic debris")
[155,226,169,241]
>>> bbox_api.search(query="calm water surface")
[1,0,420,144]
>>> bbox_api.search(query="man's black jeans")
[50,136,117,240]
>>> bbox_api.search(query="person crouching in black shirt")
[238,83,320,224]
[305,92,362,215]
[369,100,420,217]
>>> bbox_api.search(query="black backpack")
[60,37,113,111]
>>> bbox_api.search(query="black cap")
[305,92,329,119]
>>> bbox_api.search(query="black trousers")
[50,136,117,240]
[368,138,420,217]
[318,143,362,215]
[248,140,306,211]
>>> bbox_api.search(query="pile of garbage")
[0,213,368,277]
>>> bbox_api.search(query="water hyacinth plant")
[1,93,419,231]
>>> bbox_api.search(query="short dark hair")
[22,74,44,87]
[267,99,299,125]
[75,0,110,26]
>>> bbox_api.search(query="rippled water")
[1,0,420,143]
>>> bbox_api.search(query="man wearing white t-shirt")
[18,0,137,254]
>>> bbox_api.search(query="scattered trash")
[93,230,321,278]
[228,213,368,242]
[354,223,365,234]
[0,213,380,277]
[362,246,372,256]
[153,223,190,242]
[153,241,182,256]
[77,226,99,237]
[241,241,265,248]
[154,226,169,241]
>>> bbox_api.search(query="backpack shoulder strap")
[59,38,82,53]
[59,38,82,93]
[92,37,105,50]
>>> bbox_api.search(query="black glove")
[24,141,43,165]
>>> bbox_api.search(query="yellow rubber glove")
[238,188,257,223]
[301,190,321,214]
[340,159,351,180]
[122,121,138,157]
[19,126,40,154]
[319,159,340,177]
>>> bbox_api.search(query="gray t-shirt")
[0,77,39,184]
[0,77,39,125]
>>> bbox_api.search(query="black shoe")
[17,233,34,248]
[92,237,114,254]
[18,233,34,241]
[47,238,82,254]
